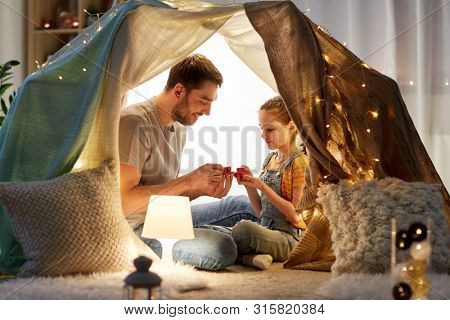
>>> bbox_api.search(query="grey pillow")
[0,160,137,277]
[317,178,449,275]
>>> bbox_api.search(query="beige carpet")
[0,263,331,300]
[173,263,332,300]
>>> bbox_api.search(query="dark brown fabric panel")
[245,1,449,270]
[244,1,449,226]
[244,1,349,187]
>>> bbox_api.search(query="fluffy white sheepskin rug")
[317,178,449,275]
[319,273,450,299]
[0,262,207,300]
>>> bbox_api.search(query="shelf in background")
[27,0,110,74]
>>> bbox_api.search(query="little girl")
[232,96,308,270]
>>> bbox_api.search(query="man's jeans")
[191,195,258,227]
[134,195,259,270]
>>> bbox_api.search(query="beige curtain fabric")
[77,4,242,172]
[217,10,278,92]
[244,1,449,269]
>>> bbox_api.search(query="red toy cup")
[233,167,246,180]
[223,167,233,175]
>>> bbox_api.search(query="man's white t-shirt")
[119,97,186,228]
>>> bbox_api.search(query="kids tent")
[1,0,449,274]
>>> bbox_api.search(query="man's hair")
[165,54,223,91]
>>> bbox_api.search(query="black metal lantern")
[124,256,162,300]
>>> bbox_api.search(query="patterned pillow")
[317,178,449,275]
[0,160,137,277]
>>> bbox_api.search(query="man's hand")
[208,172,233,198]
[184,163,232,199]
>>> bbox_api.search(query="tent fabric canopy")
[0,0,448,275]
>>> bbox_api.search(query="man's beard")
[171,95,194,126]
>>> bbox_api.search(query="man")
[119,54,258,270]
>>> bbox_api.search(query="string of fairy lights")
[32,7,120,81]
[302,7,448,181]
[31,5,448,176]
[309,12,383,180]
[303,8,438,300]
[304,8,449,88]
[33,6,449,92]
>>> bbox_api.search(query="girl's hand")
[238,174,264,190]
[234,165,252,183]
[239,165,253,177]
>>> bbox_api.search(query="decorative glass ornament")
[406,259,427,278]
[408,223,427,242]
[392,282,412,300]
[391,218,432,300]
[410,241,432,261]
[392,262,409,282]
[410,276,430,297]
[395,230,411,250]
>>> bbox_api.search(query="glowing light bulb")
[326,124,330,128]
[82,68,87,72]
[83,40,87,44]
[366,128,371,133]
[410,275,430,297]
[369,111,379,118]
[409,80,414,86]
[410,241,432,261]
[445,80,449,86]
[374,158,380,162]
[323,175,329,179]
[343,42,347,47]
[362,83,366,88]
[58,75,63,80]
[392,263,409,282]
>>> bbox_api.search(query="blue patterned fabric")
[0,0,169,275]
